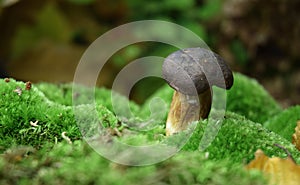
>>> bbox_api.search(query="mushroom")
[162,47,233,136]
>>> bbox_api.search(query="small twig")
[274,143,296,163]
[13,87,22,96]
[61,132,72,144]
[54,137,58,145]
[30,120,38,127]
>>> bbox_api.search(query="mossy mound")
[0,79,117,151]
[226,73,282,123]
[182,112,300,163]
[264,105,300,141]
[0,79,76,150]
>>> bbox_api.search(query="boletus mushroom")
[162,48,233,136]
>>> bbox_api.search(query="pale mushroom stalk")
[166,89,212,136]
[162,47,233,136]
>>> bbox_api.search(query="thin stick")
[274,143,296,163]
[62,132,72,144]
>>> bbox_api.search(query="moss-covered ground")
[0,73,299,184]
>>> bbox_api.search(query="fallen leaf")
[292,120,300,151]
[246,149,300,185]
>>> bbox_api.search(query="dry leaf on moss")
[292,120,300,151]
[246,149,300,185]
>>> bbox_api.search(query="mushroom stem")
[199,88,212,119]
[166,88,212,136]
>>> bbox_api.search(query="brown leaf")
[292,120,300,151]
[246,149,300,185]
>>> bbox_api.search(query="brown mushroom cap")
[162,47,233,95]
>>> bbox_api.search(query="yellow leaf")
[246,149,300,185]
[292,120,300,151]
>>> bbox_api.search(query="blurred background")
[0,0,299,107]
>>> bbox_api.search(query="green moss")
[0,79,118,150]
[181,111,300,163]
[2,76,292,159]
[264,105,300,141]
[0,79,77,150]
[227,73,282,123]
[0,141,266,185]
